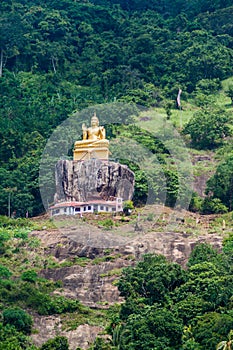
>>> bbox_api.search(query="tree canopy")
[98,244,233,350]
[0,0,232,215]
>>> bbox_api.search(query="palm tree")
[216,330,233,350]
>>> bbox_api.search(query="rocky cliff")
[192,153,216,197]
[54,159,135,202]
[30,206,226,349]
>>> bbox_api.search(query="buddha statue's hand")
[82,123,87,131]
[99,126,106,139]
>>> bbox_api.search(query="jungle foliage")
[90,243,233,350]
[0,0,232,215]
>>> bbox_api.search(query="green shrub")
[195,78,221,95]
[2,307,33,334]
[27,292,81,315]
[0,231,11,244]
[201,198,228,214]
[0,323,32,350]
[0,216,33,228]
[222,233,233,255]
[0,231,11,255]
[187,243,219,267]
[98,218,114,229]
[123,200,134,215]
[21,270,38,283]
[41,336,69,350]
[0,265,12,279]
[193,312,233,349]
[188,193,203,212]
[14,230,29,240]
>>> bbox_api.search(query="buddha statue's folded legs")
[73,114,109,161]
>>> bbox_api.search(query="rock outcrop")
[54,159,135,202]
[35,224,223,309]
[192,153,216,197]
[31,316,102,350]
[31,205,225,349]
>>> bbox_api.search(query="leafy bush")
[183,109,231,149]
[123,200,134,215]
[0,265,12,279]
[222,233,233,256]
[2,307,33,334]
[0,216,33,228]
[98,219,114,229]
[201,197,228,214]
[225,83,233,104]
[118,254,186,305]
[0,231,11,245]
[206,152,233,210]
[21,270,38,283]
[41,336,69,350]
[14,230,29,240]
[193,312,233,349]
[0,230,11,254]
[188,192,203,212]
[0,323,33,350]
[187,243,219,267]
[195,78,221,95]
[27,292,81,315]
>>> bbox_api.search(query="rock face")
[31,316,102,350]
[36,227,223,309]
[192,153,216,197]
[31,214,223,349]
[54,159,135,202]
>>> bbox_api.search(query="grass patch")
[0,216,35,229]
[91,254,122,265]
[100,268,123,278]
[61,308,108,331]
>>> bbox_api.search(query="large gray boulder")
[54,159,134,203]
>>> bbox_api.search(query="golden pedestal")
[73,140,109,161]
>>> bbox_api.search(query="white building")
[49,198,123,217]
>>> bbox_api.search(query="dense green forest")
[0,0,232,215]
[1,1,233,349]
[93,241,233,350]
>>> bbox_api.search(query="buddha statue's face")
[91,117,99,127]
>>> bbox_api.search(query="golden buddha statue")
[82,113,106,141]
[73,113,109,161]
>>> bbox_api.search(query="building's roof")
[49,202,85,209]
[49,199,121,210]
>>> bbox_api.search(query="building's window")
[100,206,104,210]
[88,206,91,210]
[106,207,108,211]
[75,207,80,212]
[112,208,116,211]
[83,206,86,211]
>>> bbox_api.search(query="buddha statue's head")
[91,113,99,127]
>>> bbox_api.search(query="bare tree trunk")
[51,56,57,74]
[0,49,3,77]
